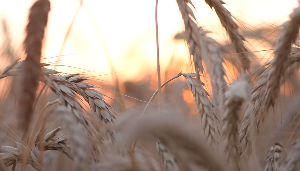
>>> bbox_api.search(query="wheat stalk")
[222,79,250,170]
[140,72,182,171]
[182,73,219,145]
[18,0,50,133]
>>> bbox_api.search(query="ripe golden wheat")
[0,0,300,171]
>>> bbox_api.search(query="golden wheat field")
[1,0,300,170]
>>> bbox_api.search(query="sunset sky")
[0,0,298,84]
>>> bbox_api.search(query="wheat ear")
[198,29,227,107]
[63,112,90,171]
[222,79,250,170]
[18,0,50,133]
[64,75,116,122]
[112,113,226,171]
[182,73,219,145]
[0,60,116,124]
[204,0,250,71]
[279,139,300,171]
[239,50,300,154]
[264,142,283,171]
[156,141,179,171]
[0,127,71,170]
[265,2,300,110]
[176,0,203,78]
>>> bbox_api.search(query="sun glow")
[0,0,298,84]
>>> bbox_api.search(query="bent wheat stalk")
[141,72,183,171]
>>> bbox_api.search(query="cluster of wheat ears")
[1,0,300,170]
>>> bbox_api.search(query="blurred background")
[0,0,298,113]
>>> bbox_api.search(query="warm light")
[182,88,197,114]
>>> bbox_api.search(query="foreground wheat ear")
[19,0,50,132]
[0,127,71,170]
[222,79,250,171]
[90,151,161,171]
[156,141,179,171]
[0,60,116,126]
[264,142,283,171]
[111,113,226,171]
[279,139,300,171]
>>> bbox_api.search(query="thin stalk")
[54,0,83,68]
[155,0,162,111]
[142,72,182,115]
[33,84,47,110]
